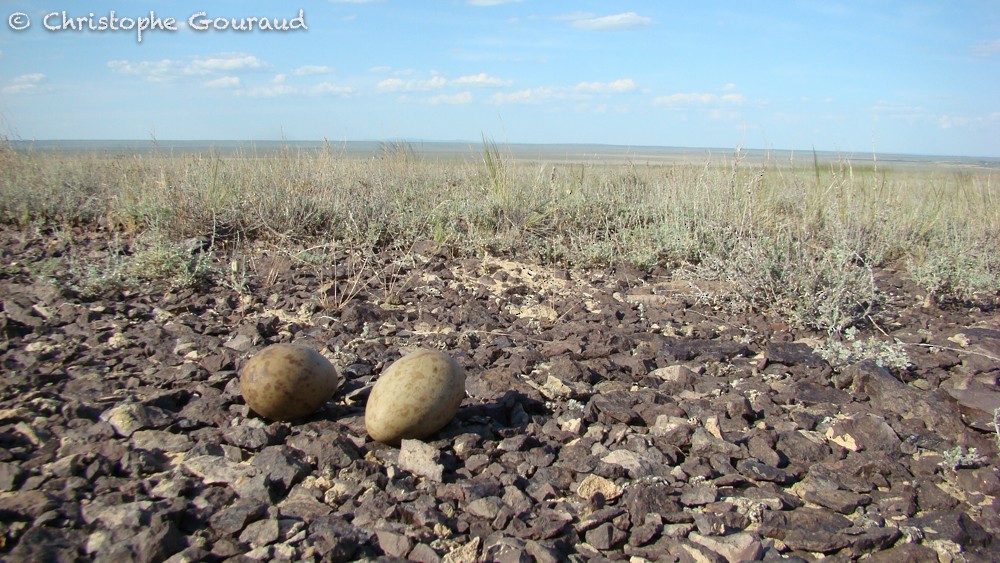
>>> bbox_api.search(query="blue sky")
[1,1,998,156]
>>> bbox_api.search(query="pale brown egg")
[239,343,340,421]
[365,349,466,445]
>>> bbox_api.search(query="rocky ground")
[1,226,999,562]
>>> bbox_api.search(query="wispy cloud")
[236,81,355,98]
[654,92,745,106]
[328,0,383,4]
[568,12,653,31]
[1,73,45,94]
[939,112,1000,129]
[971,38,1000,57]
[428,92,473,105]
[452,73,512,87]
[312,83,355,96]
[575,79,635,93]
[871,100,931,122]
[376,76,448,92]
[491,87,562,104]
[108,53,265,82]
[377,73,508,92]
[204,76,241,89]
[491,79,637,104]
[292,65,333,76]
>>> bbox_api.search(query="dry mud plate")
[1,227,999,562]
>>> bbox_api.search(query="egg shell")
[365,349,466,445]
[239,343,340,421]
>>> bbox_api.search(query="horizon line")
[7,138,1000,162]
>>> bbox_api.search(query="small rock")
[576,507,625,532]
[680,485,718,507]
[764,342,826,367]
[801,489,871,514]
[584,522,625,551]
[7,526,82,563]
[210,499,268,535]
[736,459,793,484]
[0,489,58,519]
[0,461,25,491]
[239,518,280,549]
[398,439,445,482]
[600,449,658,478]
[759,508,851,553]
[80,500,153,528]
[689,531,763,562]
[442,536,480,563]
[466,496,504,519]
[908,510,992,547]
[409,542,442,562]
[377,529,413,558]
[100,403,174,437]
[224,333,255,352]
[181,455,258,487]
[131,430,194,453]
[223,423,270,450]
[277,494,332,520]
[824,413,901,453]
[250,445,310,496]
[576,474,622,502]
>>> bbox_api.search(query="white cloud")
[570,12,652,31]
[108,53,265,82]
[1,73,45,94]
[204,76,241,89]
[654,92,745,106]
[490,80,637,105]
[575,79,635,93]
[376,78,406,92]
[272,73,288,84]
[428,91,473,105]
[311,83,354,96]
[329,0,383,3]
[369,65,391,73]
[452,73,512,87]
[939,112,1000,129]
[721,83,737,91]
[871,100,931,122]
[238,84,297,98]
[972,38,1000,57]
[467,0,523,5]
[491,87,562,104]
[292,65,333,76]
[376,75,447,92]
[191,54,264,73]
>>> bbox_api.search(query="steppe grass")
[1,139,996,332]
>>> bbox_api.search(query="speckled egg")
[239,343,340,421]
[365,349,466,445]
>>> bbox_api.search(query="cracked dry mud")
[1,226,999,562]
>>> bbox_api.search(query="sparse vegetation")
[816,326,911,371]
[1,138,997,331]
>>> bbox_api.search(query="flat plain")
[1,141,998,561]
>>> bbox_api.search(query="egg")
[239,343,340,421]
[365,349,466,445]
